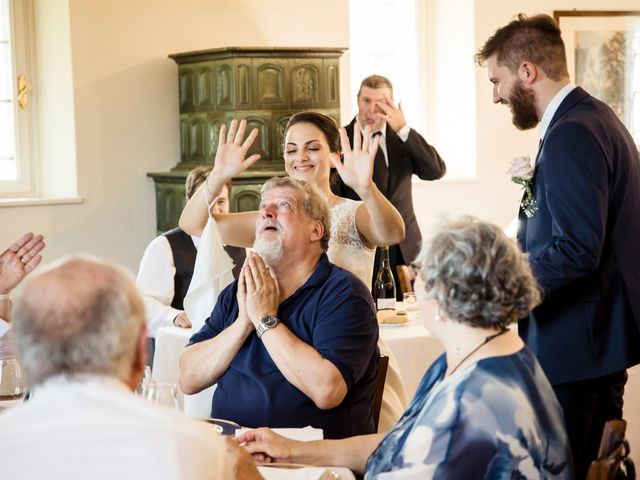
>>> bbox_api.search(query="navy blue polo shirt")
[189,253,379,439]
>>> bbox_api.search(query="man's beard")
[253,232,284,264]
[507,79,539,130]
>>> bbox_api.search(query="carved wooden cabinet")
[148,47,345,234]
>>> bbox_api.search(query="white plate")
[378,322,408,329]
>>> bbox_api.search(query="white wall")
[0,0,350,275]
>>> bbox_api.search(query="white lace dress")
[327,199,375,286]
[327,199,410,433]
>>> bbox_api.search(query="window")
[0,0,79,205]
[0,0,37,197]
[349,0,422,133]
[348,0,477,180]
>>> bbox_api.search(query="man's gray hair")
[12,255,145,386]
[415,216,541,330]
[261,177,331,251]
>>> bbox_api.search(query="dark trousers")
[553,370,627,479]
[371,245,406,301]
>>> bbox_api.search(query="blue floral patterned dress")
[365,347,573,479]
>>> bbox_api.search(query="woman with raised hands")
[179,112,410,431]
[179,113,405,285]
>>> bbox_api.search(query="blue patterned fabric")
[365,347,573,479]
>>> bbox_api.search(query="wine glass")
[402,292,419,320]
[144,382,182,411]
[0,358,28,410]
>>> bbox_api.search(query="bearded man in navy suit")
[476,13,640,478]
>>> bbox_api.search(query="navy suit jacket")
[517,86,640,385]
[331,117,445,263]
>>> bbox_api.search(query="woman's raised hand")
[331,126,379,196]
[211,119,261,180]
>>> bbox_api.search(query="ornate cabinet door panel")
[236,60,252,109]
[253,59,289,110]
[179,68,196,113]
[291,60,321,109]
[232,182,262,213]
[215,62,236,111]
[205,114,225,164]
[149,48,345,233]
[186,113,207,165]
[323,59,341,109]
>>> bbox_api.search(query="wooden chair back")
[586,419,635,480]
[396,265,415,294]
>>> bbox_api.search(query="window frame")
[0,0,39,198]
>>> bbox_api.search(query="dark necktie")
[372,131,389,193]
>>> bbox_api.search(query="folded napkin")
[257,466,330,480]
[235,426,324,442]
[183,216,235,333]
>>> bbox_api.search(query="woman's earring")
[434,308,441,322]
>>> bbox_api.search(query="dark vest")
[164,228,246,310]
[224,245,246,280]
[164,228,197,310]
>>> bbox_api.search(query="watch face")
[261,315,279,328]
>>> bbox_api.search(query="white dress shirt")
[539,82,576,140]
[357,121,411,167]
[0,374,231,480]
[136,234,200,337]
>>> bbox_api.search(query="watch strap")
[256,314,280,338]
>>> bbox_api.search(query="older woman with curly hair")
[231,216,573,479]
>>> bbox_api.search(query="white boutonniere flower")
[508,155,537,218]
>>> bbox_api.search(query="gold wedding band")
[21,258,27,265]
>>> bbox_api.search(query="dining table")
[152,311,640,455]
[152,326,215,417]
[378,313,442,397]
[152,310,442,416]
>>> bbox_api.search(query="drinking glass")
[145,382,182,411]
[403,292,419,320]
[0,358,28,409]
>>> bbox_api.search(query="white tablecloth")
[152,326,215,417]
[153,317,640,456]
[379,318,442,397]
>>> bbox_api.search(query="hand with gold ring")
[0,232,46,296]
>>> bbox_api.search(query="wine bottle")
[374,246,396,310]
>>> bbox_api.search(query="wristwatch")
[256,314,280,338]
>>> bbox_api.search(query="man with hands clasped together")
[332,75,446,296]
[179,172,379,439]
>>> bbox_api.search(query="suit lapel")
[544,87,590,141]
[382,125,403,195]
[521,88,590,243]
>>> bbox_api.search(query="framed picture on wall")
[553,10,640,145]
